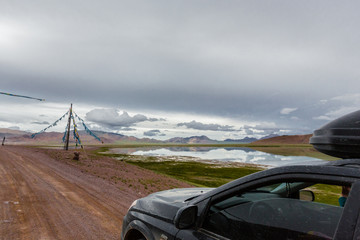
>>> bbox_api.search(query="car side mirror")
[299,190,315,201]
[174,205,197,229]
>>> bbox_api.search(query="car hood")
[133,188,213,222]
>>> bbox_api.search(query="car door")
[333,181,360,240]
[175,176,360,240]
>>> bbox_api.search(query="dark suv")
[121,110,360,240]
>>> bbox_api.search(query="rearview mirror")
[299,190,315,201]
[174,205,197,229]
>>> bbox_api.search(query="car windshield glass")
[253,183,283,192]
[254,182,311,194]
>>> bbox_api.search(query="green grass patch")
[126,160,261,187]
[306,184,342,206]
[125,159,341,205]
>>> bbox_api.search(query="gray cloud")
[85,109,159,129]
[149,118,164,122]
[242,124,311,137]
[31,121,50,125]
[177,120,235,131]
[119,127,136,131]
[143,129,165,137]
[280,108,298,115]
[243,125,282,136]
[243,125,254,135]
[1,1,360,137]
[312,94,360,122]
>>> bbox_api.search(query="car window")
[202,182,346,240]
[303,184,342,206]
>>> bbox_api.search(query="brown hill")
[2,130,162,145]
[251,134,312,145]
[0,128,28,138]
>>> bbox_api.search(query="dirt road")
[0,146,192,239]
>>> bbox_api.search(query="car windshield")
[251,183,284,192]
[255,182,312,194]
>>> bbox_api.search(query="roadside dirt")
[0,146,193,240]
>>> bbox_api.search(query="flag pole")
[65,103,73,150]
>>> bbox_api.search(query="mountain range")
[0,128,311,145]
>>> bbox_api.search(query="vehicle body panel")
[121,160,360,240]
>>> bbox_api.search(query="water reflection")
[109,147,325,167]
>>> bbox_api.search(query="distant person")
[2,136,5,146]
[339,186,351,207]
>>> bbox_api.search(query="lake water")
[108,147,325,167]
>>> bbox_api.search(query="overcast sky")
[1,1,360,140]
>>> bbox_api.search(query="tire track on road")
[0,147,125,240]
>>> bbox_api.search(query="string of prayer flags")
[0,91,45,101]
[31,111,69,138]
[71,114,82,146]
[73,111,102,142]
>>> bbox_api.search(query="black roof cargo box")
[310,110,360,159]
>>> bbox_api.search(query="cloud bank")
[85,108,160,129]
[177,120,235,131]
[1,1,360,139]
[143,129,165,137]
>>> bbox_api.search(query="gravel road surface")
[0,146,191,239]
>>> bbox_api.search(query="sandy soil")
[0,146,193,240]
